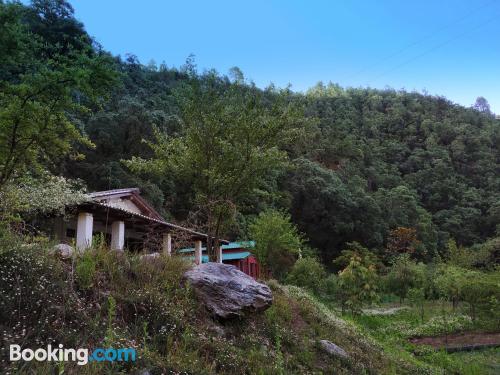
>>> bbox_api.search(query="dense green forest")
[1,0,499,265]
[1,1,499,373]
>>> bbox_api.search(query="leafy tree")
[249,209,303,280]
[286,257,326,294]
[386,227,420,260]
[473,96,491,114]
[0,0,117,188]
[434,265,466,310]
[337,254,379,315]
[125,69,302,260]
[333,241,380,272]
[446,238,472,268]
[386,254,425,303]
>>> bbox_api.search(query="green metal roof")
[184,251,252,263]
[178,241,255,254]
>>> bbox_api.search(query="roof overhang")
[71,201,229,244]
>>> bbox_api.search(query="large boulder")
[52,243,74,259]
[184,263,273,319]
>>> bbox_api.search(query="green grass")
[0,241,431,374]
[342,299,500,375]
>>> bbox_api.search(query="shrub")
[249,209,303,280]
[285,257,326,294]
[337,254,379,315]
[386,254,426,303]
[75,252,97,289]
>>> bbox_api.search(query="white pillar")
[76,212,93,251]
[194,240,202,265]
[111,221,125,251]
[162,233,172,256]
[216,245,223,263]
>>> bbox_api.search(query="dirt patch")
[410,331,500,351]
[363,306,409,316]
[289,299,308,333]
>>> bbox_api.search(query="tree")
[249,209,303,280]
[0,0,117,188]
[125,69,302,260]
[286,257,326,293]
[386,227,420,260]
[447,238,472,268]
[386,254,425,303]
[333,241,380,272]
[473,96,491,114]
[337,254,379,314]
[434,265,466,310]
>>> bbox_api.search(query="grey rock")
[184,262,273,319]
[52,243,74,259]
[319,340,349,360]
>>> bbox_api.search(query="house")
[179,241,261,278]
[53,188,227,260]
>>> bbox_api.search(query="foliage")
[249,209,303,280]
[75,251,96,289]
[16,173,88,214]
[124,70,303,259]
[0,0,117,188]
[434,264,500,323]
[386,227,420,260]
[0,238,428,374]
[446,238,472,268]
[386,254,426,303]
[286,256,326,293]
[407,287,426,322]
[336,254,379,315]
[333,241,381,271]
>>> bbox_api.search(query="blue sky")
[70,0,500,113]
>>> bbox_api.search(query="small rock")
[319,340,349,360]
[184,262,273,319]
[52,243,74,259]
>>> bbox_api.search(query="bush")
[249,209,303,280]
[286,257,326,294]
[75,252,97,289]
[385,254,426,303]
[434,264,500,323]
[337,254,379,315]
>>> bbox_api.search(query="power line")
[346,0,498,81]
[371,12,499,83]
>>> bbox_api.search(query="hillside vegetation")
[0,238,433,375]
[0,1,499,374]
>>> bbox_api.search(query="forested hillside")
[2,0,498,266]
[1,1,500,374]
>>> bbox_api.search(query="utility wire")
[346,0,498,81]
[371,12,500,82]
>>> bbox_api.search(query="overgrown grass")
[345,300,500,375]
[0,239,454,374]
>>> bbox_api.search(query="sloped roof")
[88,188,163,220]
[78,188,228,243]
[88,188,140,199]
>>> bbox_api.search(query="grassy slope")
[346,302,500,375]
[0,240,442,374]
